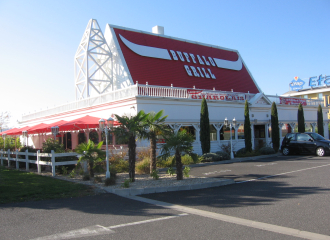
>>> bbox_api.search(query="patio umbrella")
[24,123,48,135]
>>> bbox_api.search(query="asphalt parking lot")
[1,155,330,240]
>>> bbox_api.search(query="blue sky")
[0,0,329,127]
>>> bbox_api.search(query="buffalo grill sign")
[187,89,246,101]
[112,27,260,94]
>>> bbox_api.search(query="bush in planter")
[235,148,247,156]
[200,153,221,162]
[215,151,230,160]
[259,147,276,155]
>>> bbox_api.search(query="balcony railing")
[22,84,324,122]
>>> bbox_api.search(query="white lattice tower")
[74,19,113,100]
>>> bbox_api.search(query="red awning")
[28,120,68,134]
[58,115,120,131]
[58,115,103,131]
[0,128,18,136]
[7,126,31,136]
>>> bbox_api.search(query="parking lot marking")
[131,196,330,240]
[236,163,330,184]
[31,214,188,240]
[108,213,188,229]
[255,163,277,167]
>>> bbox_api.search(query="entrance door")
[63,132,72,149]
[254,125,266,149]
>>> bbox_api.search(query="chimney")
[152,26,164,35]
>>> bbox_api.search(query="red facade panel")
[113,28,260,93]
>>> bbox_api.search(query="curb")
[102,178,235,197]
[157,153,282,172]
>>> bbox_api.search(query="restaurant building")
[5,19,327,154]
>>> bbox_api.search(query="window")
[221,126,235,140]
[318,93,323,100]
[210,125,217,141]
[89,130,99,144]
[297,133,312,141]
[180,126,196,138]
[101,131,113,145]
[237,125,244,139]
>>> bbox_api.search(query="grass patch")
[0,166,95,204]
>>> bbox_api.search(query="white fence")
[0,149,79,177]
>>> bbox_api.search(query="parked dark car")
[281,132,330,156]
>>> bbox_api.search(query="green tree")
[144,110,168,173]
[271,102,280,152]
[317,104,324,136]
[297,103,305,133]
[75,139,105,178]
[113,110,148,182]
[200,98,210,154]
[160,130,194,180]
[244,100,252,152]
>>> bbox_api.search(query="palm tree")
[160,130,194,180]
[75,139,105,178]
[113,110,148,182]
[144,110,169,173]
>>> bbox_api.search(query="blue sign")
[290,77,305,91]
[309,74,330,87]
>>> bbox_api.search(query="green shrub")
[111,159,129,173]
[157,155,175,168]
[259,147,276,155]
[235,150,260,158]
[42,139,65,153]
[181,154,194,165]
[136,158,150,174]
[104,176,116,186]
[215,151,230,160]
[183,166,190,178]
[190,153,201,164]
[150,170,159,180]
[235,148,247,156]
[167,167,175,176]
[200,153,221,162]
[121,179,131,188]
[82,174,90,181]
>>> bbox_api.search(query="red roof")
[113,27,260,93]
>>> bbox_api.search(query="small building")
[17,19,328,154]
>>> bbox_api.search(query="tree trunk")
[175,149,183,180]
[128,135,136,182]
[150,133,157,173]
[89,160,94,178]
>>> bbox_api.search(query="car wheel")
[316,147,325,157]
[282,147,290,156]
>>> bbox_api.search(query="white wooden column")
[289,123,296,133]
[324,121,329,139]
[311,122,316,133]
[192,124,200,142]
[212,123,223,144]
[251,124,255,150]
[169,124,182,134]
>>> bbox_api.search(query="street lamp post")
[22,131,28,146]
[99,117,114,179]
[51,126,59,140]
[224,117,236,159]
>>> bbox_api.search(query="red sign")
[112,27,260,94]
[187,89,246,101]
[279,97,307,106]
